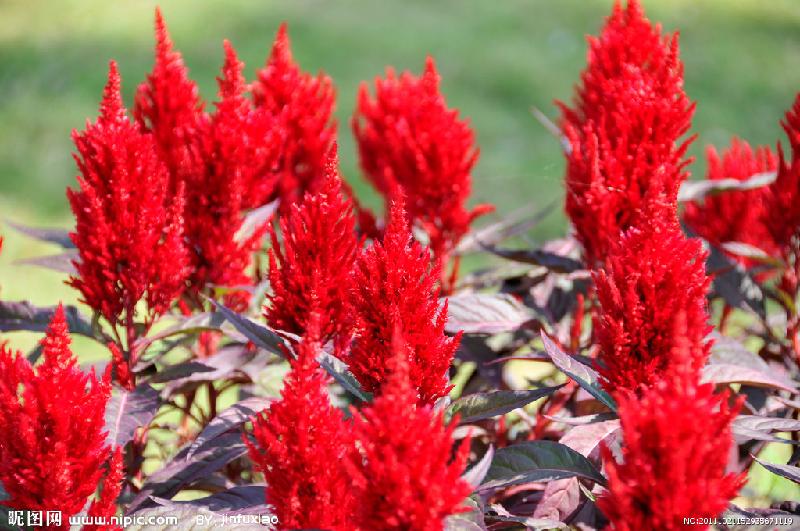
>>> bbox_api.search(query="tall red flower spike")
[764,92,800,256]
[0,306,118,529]
[134,8,208,195]
[84,448,125,531]
[186,41,284,309]
[350,343,472,531]
[253,23,337,210]
[264,145,360,346]
[560,0,695,265]
[598,372,744,531]
[348,196,460,406]
[593,201,711,393]
[68,62,189,337]
[245,320,355,531]
[352,56,493,289]
[684,139,779,267]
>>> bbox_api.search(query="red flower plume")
[253,23,337,210]
[245,321,355,531]
[0,306,119,528]
[347,196,460,406]
[598,374,744,531]
[134,8,207,194]
[185,41,284,309]
[349,345,472,531]
[352,56,493,287]
[594,203,711,393]
[560,0,695,265]
[683,138,779,267]
[764,92,800,255]
[264,145,360,345]
[68,62,189,332]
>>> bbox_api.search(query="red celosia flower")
[68,62,189,336]
[593,202,711,393]
[245,321,355,531]
[598,374,744,531]
[185,41,284,309]
[264,145,360,346]
[560,0,695,265]
[0,305,117,529]
[253,23,337,210]
[683,138,779,267]
[84,447,125,531]
[347,196,460,405]
[764,92,800,255]
[134,8,208,196]
[349,345,472,531]
[352,56,493,288]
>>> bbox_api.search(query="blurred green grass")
[3,0,800,311]
[1,0,799,505]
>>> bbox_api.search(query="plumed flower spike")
[245,318,355,531]
[593,204,711,393]
[763,92,800,255]
[265,144,360,346]
[134,8,207,193]
[348,195,460,406]
[350,345,472,531]
[683,138,779,267]
[183,40,284,309]
[598,376,745,531]
[253,22,337,210]
[560,0,695,265]
[0,306,118,526]
[68,62,189,336]
[353,55,493,290]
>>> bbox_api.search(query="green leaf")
[480,440,606,491]
[447,385,564,424]
[540,332,617,412]
[208,298,286,356]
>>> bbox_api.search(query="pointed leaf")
[0,300,95,338]
[235,201,278,244]
[208,298,286,356]
[754,457,800,484]
[6,219,75,248]
[678,171,776,202]
[560,420,621,457]
[105,383,160,447]
[447,386,564,424]
[128,433,249,513]
[14,251,78,274]
[480,440,606,491]
[462,446,494,489]
[189,397,273,457]
[317,350,371,402]
[540,332,617,412]
[445,293,535,334]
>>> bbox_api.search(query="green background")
[0,0,799,505]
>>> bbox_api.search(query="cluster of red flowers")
[246,325,470,531]
[253,23,337,210]
[560,0,694,265]
[683,139,779,267]
[574,2,744,528]
[353,57,493,290]
[0,306,122,529]
[264,147,359,346]
[348,197,460,405]
[593,202,710,392]
[598,369,745,531]
[245,321,356,530]
[68,62,189,338]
